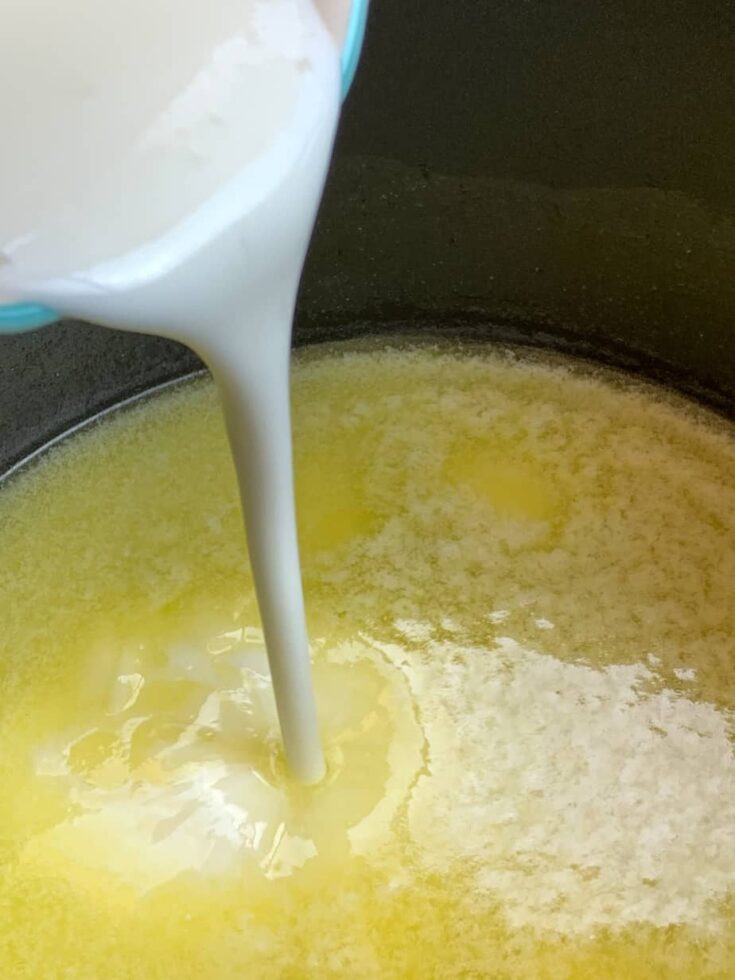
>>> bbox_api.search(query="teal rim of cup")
[0,0,369,336]
[341,0,369,99]
[0,302,60,333]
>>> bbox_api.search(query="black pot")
[2,0,735,471]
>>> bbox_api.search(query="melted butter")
[1,342,735,977]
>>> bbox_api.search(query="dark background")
[3,0,735,468]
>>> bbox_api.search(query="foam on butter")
[1,343,735,977]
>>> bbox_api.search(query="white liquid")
[0,0,351,783]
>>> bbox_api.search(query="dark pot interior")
[2,0,735,471]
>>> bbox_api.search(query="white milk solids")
[0,0,352,781]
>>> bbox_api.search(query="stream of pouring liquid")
[0,0,348,783]
[209,308,326,784]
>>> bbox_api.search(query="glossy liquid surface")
[1,344,735,977]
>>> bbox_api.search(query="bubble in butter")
[1,342,735,978]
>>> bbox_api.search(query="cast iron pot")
[2,0,735,472]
